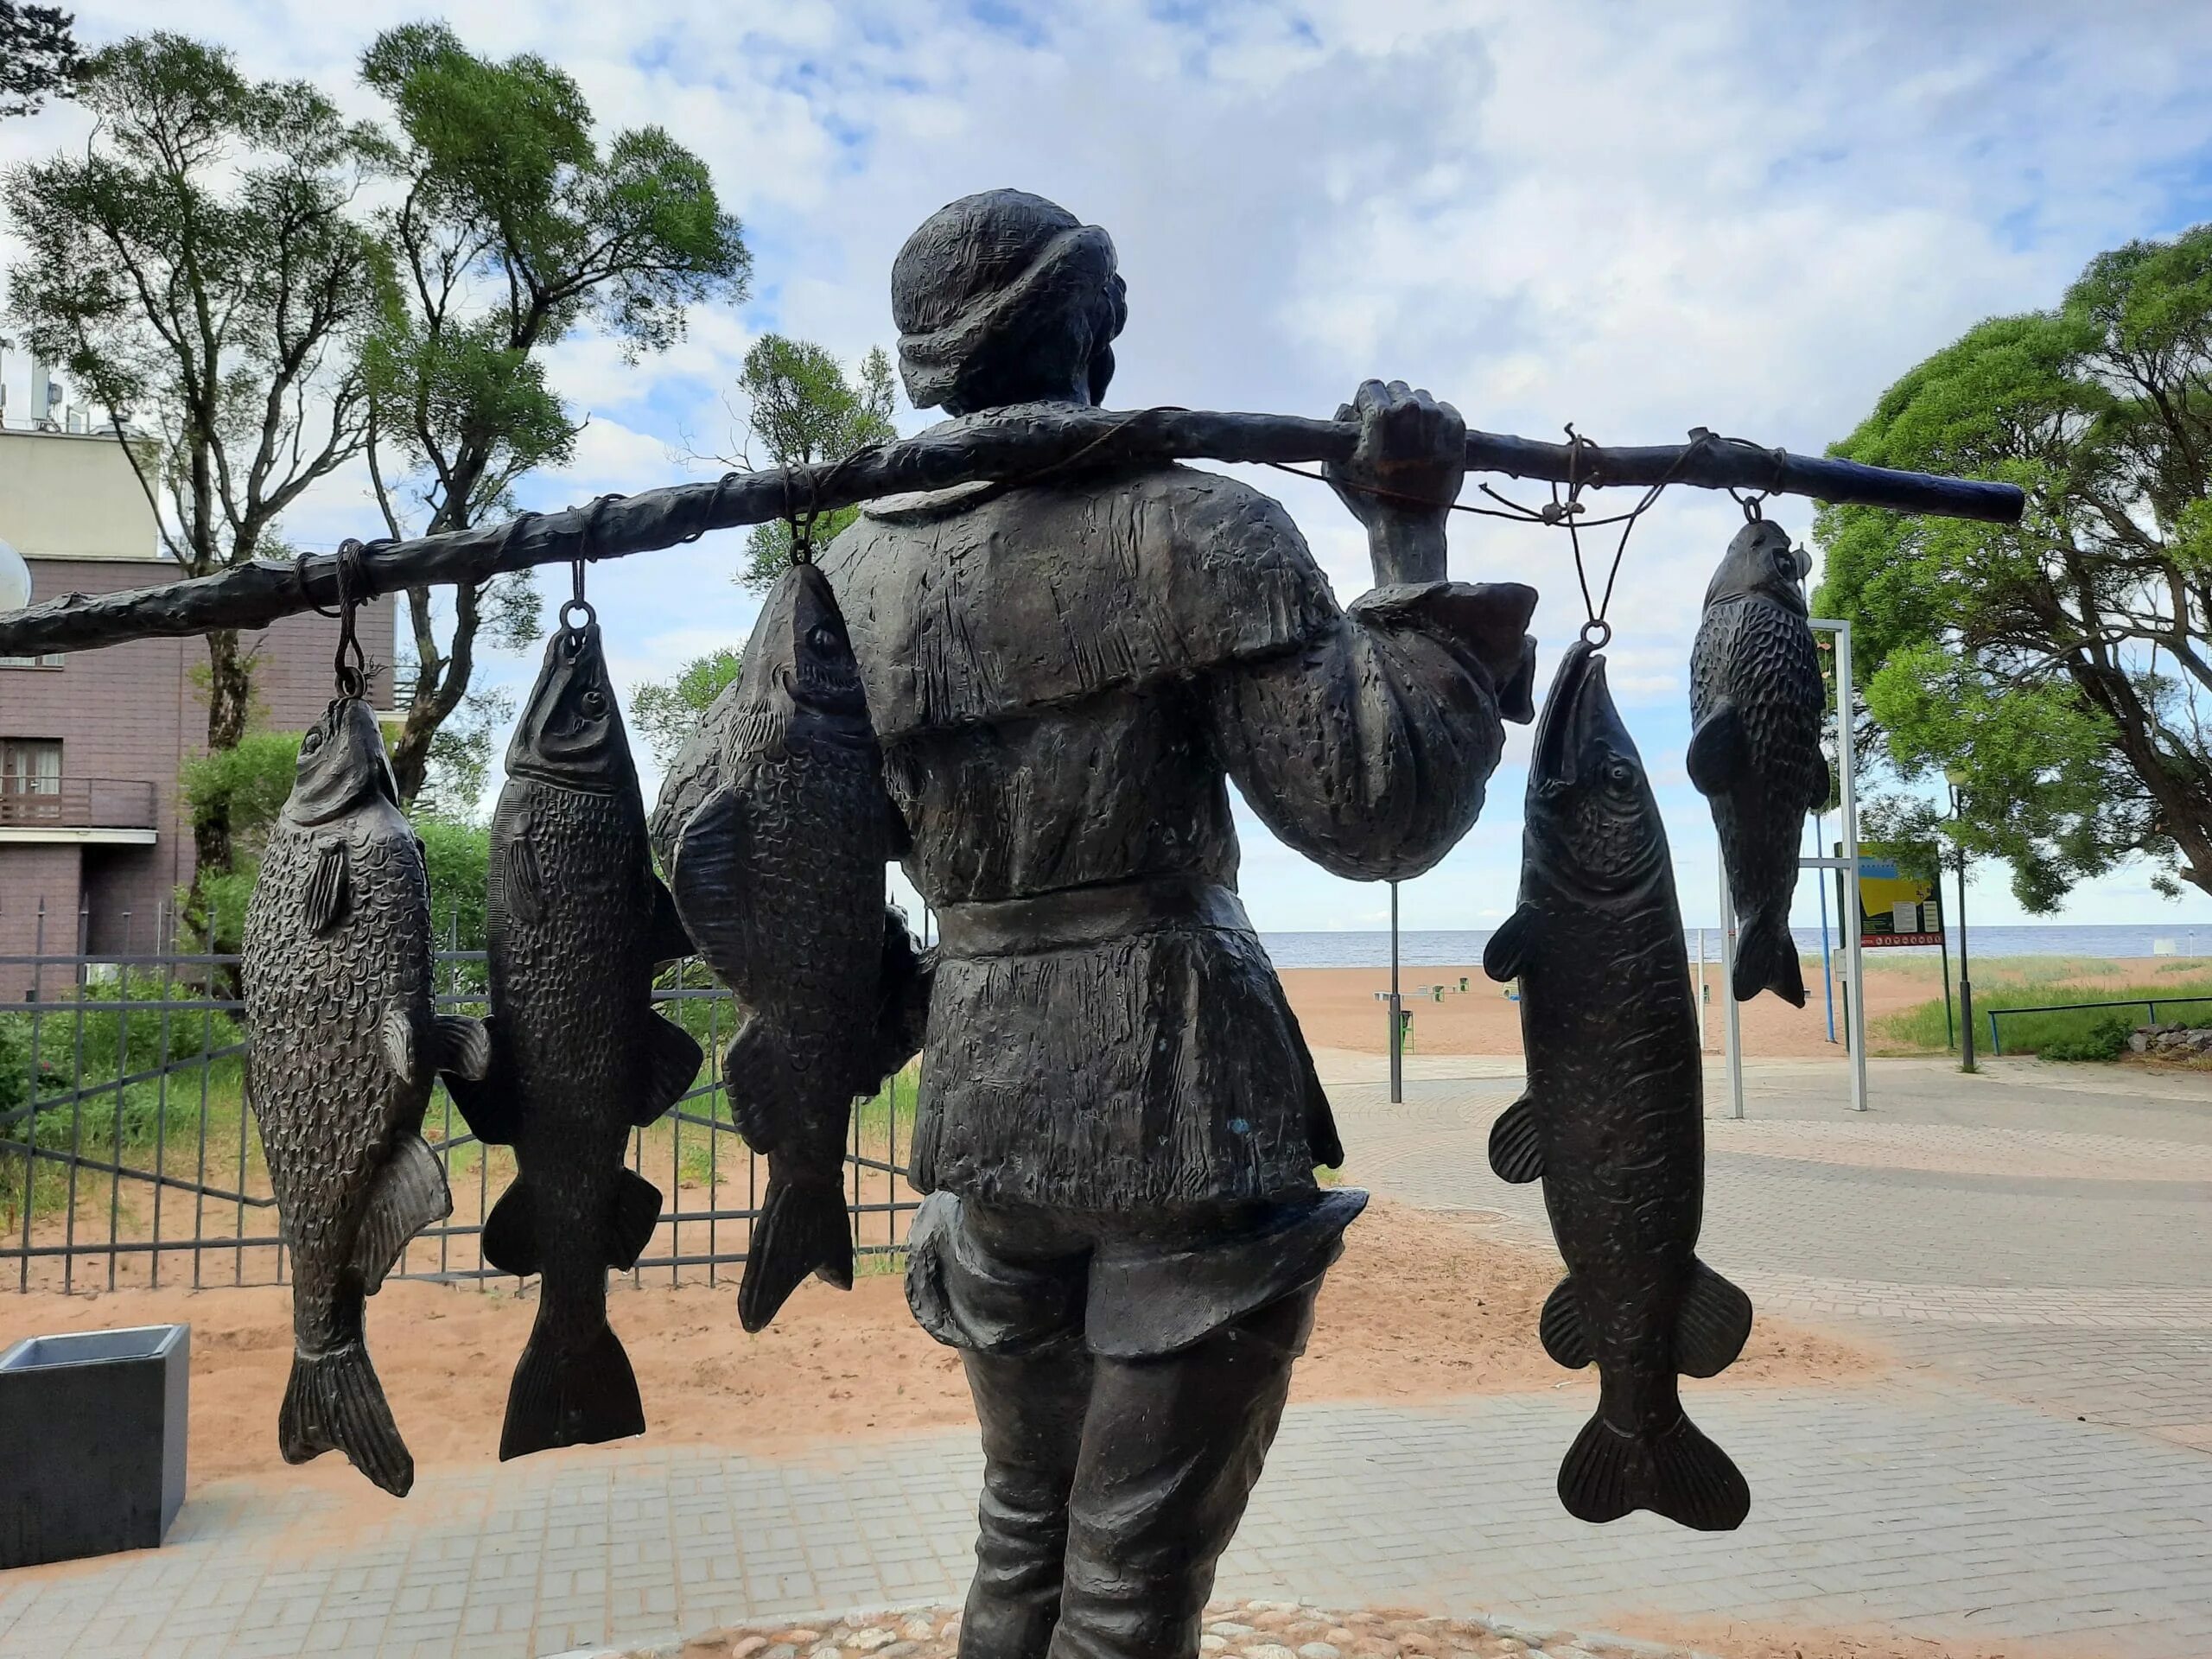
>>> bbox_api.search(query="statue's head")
[892,189,1128,416]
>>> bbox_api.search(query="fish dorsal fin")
[442,1016,519,1145]
[499,830,545,924]
[1540,1274,1592,1369]
[721,1014,795,1154]
[353,1132,452,1293]
[1686,704,1747,797]
[636,1014,702,1127]
[303,836,351,936]
[648,875,695,965]
[1486,1094,1545,1184]
[606,1168,663,1270]
[379,1006,418,1083]
[1676,1258,1754,1377]
[433,1014,492,1082]
[481,1178,539,1276]
[670,785,753,965]
[1483,906,1538,982]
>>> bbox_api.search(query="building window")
[0,653,61,669]
[1,739,61,795]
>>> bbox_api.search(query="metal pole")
[1697,926,1708,1051]
[1955,785,1976,1074]
[1719,849,1745,1122]
[1937,880,1955,1053]
[1387,880,1403,1104]
[1815,811,1836,1045]
[1833,620,1869,1112]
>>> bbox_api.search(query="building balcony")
[0,779,158,845]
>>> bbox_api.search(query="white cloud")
[6,0,2212,929]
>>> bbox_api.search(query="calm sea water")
[1257,924,2212,970]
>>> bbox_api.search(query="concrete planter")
[0,1323,188,1567]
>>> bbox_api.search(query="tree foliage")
[629,647,742,767]
[0,3,81,119]
[1814,225,2212,910]
[3,35,382,916]
[725,335,898,589]
[359,22,751,804]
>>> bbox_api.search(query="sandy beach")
[1276,953,2212,1058]
[0,1199,1876,1495]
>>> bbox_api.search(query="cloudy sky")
[9,0,2212,934]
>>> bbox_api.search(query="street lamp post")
[1947,768,1975,1073]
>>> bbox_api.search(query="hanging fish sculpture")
[1484,642,1752,1531]
[1688,518,1825,1006]
[242,696,490,1497]
[447,619,702,1459]
[660,561,912,1333]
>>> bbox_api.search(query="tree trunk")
[387,579,483,808]
[182,628,255,951]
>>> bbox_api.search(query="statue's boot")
[1046,1291,1314,1659]
[959,1341,1094,1655]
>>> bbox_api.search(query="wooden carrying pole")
[0,404,2024,658]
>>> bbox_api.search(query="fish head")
[750,562,868,726]
[287,696,397,826]
[1526,644,1668,896]
[1705,519,1810,613]
[508,620,636,794]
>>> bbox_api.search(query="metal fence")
[0,947,920,1294]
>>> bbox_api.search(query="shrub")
[2036,1013,2135,1062]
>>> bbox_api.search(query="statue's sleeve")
[1205,516,1539,882]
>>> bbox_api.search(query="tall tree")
[723,334,897,590]
[1815,225,2212,911]
[3,34,380,914]
[0,3,82,119]
[359,22,751,805]
[629,646,742,766]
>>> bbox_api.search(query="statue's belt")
[933,874,1253,959]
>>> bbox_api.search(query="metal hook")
[331,539,368,699]
[1579,617,1613,650]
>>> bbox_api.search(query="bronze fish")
[1688,518,1825,1005]
[241,696,489,1496]
[1486,643,1752,1530]
[448,621,701,1459]
[662,562,910,1333]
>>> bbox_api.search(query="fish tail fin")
[279,1339,414,1497]
[499,1312,645,1459]
[1732,910,1806,1007]
[738,1171,853,1334]
[1558,1410,1749,1532]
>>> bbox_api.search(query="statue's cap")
[892,189,1120,409]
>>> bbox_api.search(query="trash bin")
[0,1323,188,1567]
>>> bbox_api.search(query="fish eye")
[1603,756,1636,791]
[807,624,840,654]
[581,688,608,718]
[301,730,323,755]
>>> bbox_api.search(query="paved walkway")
[3,1054,2209,1657]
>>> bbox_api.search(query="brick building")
[0,422,393,974]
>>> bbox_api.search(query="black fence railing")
[1986,994,2212,1056]
[0,948,919,1294]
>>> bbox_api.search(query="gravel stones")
[636,1599,1725,1659]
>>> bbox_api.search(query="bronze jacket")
[821,462,1533,1213]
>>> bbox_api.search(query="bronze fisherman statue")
[813,189,1536,1658]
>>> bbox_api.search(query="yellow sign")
[1856,849,1943,947]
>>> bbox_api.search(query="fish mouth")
[1532,642,1604,793]
[779,664,868,721]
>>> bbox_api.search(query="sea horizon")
[1257,922,2212,970]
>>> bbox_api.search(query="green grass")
[1877,974,2212,1058]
